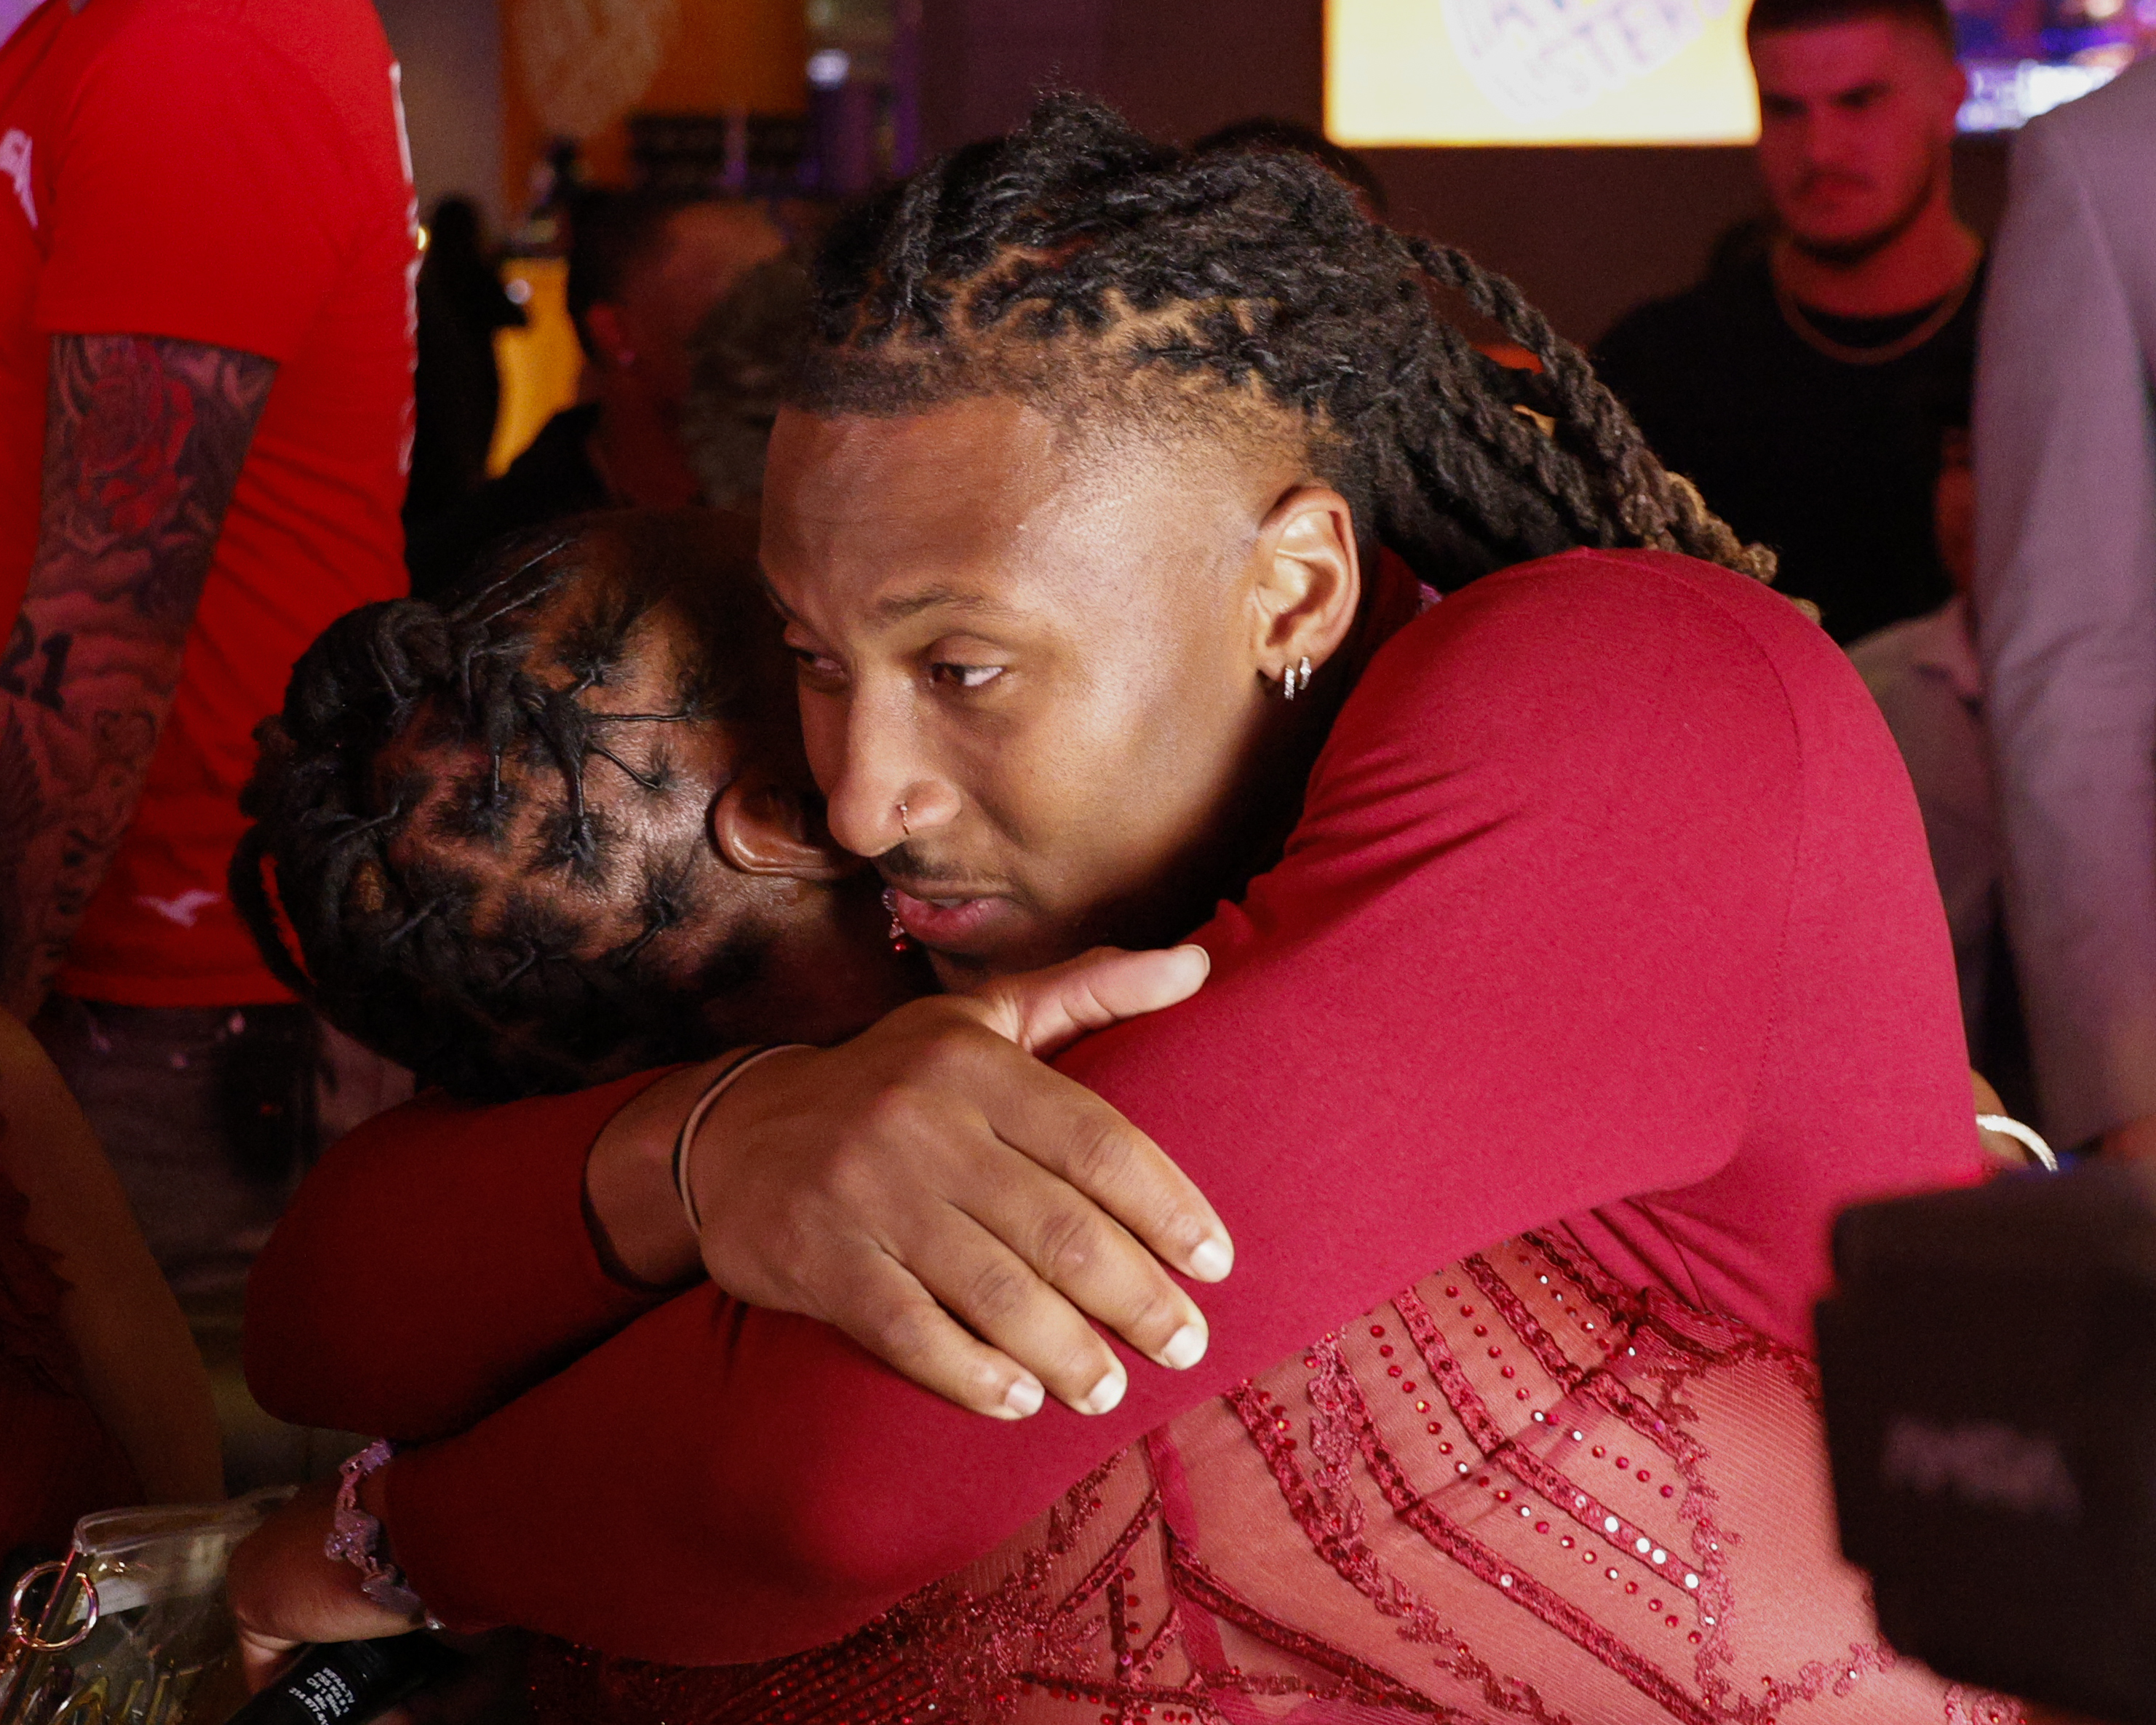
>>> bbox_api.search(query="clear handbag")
[0,1488,292,1725]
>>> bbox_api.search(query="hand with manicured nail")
[584,945,1233,1420]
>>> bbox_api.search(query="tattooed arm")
[0,334,276,1018]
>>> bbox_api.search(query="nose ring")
[897,801,911,838]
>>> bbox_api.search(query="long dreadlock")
[793,95,1773,593]
[232,511,785,1101]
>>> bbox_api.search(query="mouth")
[883,883,1017,951]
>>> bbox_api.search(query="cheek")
[1010,624,1255,875]
[797,692,848,796]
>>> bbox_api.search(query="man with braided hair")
[231,99,2006,1721]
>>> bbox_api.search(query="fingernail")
[1078,1366,1126,1415]
[1160,1322,1208,1369]
[1174,943,1212,978]
[1188,1235,1233,1281]
[1001,1376,1045,1419]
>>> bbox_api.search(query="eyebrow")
[757,570,1019,627]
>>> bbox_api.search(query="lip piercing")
[883,886,912,953]
[897,801,911,837]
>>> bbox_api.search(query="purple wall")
[917,0,2006,343]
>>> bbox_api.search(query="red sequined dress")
[529,1232,2018,1725]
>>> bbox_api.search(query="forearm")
[582,1054,746,1286]
[0,333,273,1016]
[244,1075,672,1438]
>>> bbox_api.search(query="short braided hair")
[794,95,1773,593]
[234,511,786,1101]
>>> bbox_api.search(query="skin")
[582,205,787,510]
[1750,16,1978,316]
[376,536,927,1068]
[764,399,1361,983]
[0,334,275,1018]
[581,402,1368,1413]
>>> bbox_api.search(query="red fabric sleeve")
[243,1075,667,1440]
[349,550,1976,1662]
[36,7,355,357]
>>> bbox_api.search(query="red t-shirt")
[247,550,1986,1662]
[0,0,415,1006]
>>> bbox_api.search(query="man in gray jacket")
[1976,58,2156,1154]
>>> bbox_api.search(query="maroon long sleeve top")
[246,550,1984,1663]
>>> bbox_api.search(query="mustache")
[875,843,990,891]
[875,843,1030,905]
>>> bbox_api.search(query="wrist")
[583,1055,754,1288]
[677,1045,814,1234]
[328,1441,434,1625]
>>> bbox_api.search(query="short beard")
[1786,154,1941,269]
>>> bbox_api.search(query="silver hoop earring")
[896,801,911,837]
[1282,657,1312,702]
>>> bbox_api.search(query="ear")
[710,769,861,881]
[1246,485,1362,689]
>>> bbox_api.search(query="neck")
[1773,189,1978,318]
[587,390,704,510]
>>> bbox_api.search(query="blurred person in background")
[1975,58,2156,1159]
[1,1005,220,1580]
[1849,378,2032,1118]
[0,0,418,1316]
[1595,0,1981,643]
[406,190,785,599]
[678,253,814,517]
[404,197,526,528]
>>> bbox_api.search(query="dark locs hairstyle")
[795,95,1774,596]
[232,511,782,1101]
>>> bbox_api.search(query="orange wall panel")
[501,0,808,210]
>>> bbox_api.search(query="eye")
[931,662,1004,691]
[787,641,847,690]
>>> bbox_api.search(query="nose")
[816,691,960,859]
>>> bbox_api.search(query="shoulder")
[79,0,394,127]
[1369,547,1833,705]
[1333,549,1874,800]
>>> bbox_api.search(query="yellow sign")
[1326,0,1764,145]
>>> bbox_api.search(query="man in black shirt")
[1594,0,1979,643]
